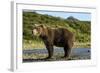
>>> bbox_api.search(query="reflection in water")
[23,48,91,62]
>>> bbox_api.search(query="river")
[23,48,90,62]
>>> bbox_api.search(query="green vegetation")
[23,11,91,49]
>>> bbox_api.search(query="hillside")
[23,12,91,43]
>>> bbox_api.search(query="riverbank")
[23,40,90,50]
[23,48,90,62]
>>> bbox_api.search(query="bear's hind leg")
[63,40,73,59]
[63,45,71,59]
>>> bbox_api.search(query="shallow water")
[23,48,90,55]
[23,48,90,62]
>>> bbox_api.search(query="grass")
[23,40,45,50]
[74,42,90,48]
[23,40,91,50]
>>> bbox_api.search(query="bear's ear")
[40,24,46,28]
[34,24,39,27]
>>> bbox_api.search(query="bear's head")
[32,24,46,37]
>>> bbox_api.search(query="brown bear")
[32,24,74,59]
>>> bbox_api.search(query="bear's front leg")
[46,44,54,59]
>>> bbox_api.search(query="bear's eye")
[36,27,41,31]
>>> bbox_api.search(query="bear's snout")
[32,29,39,36]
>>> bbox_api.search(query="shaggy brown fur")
[32,25,74,59]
